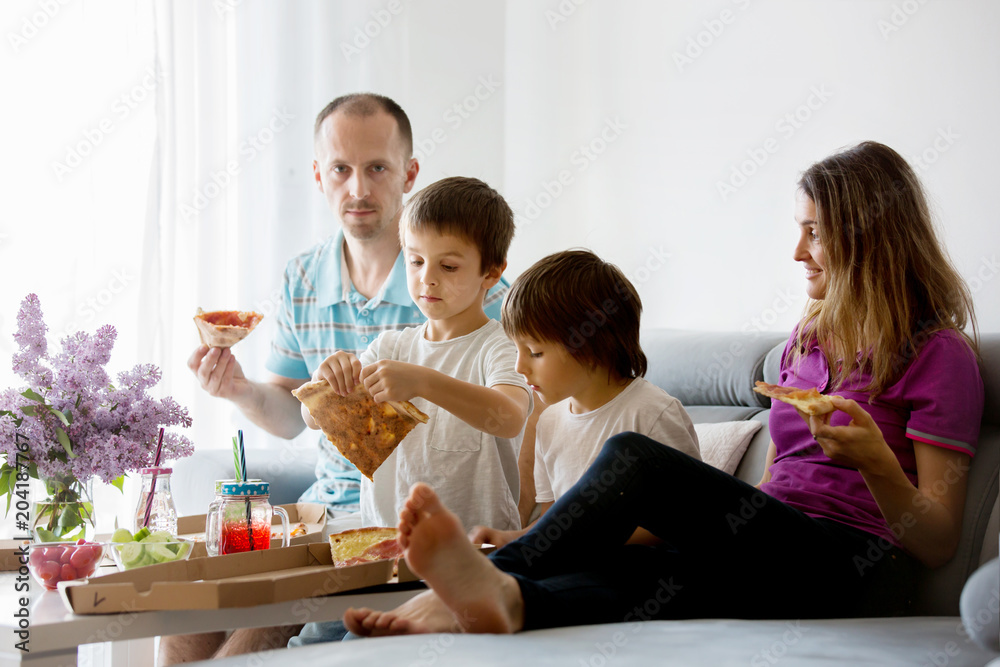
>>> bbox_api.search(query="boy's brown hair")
[400,176,514,274]
[502,250,647,379]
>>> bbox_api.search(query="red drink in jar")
[210,481,290,556]
[219,520,271,555]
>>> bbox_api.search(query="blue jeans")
[489,433,919,631]
[287,621,349,647]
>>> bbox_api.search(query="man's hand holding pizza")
[188,346,252,402]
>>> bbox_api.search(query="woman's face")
[793,190,827,300]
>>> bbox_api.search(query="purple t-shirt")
[760,328,984,547]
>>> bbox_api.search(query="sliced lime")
[111,528,134,543]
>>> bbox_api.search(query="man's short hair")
[314,93,413,158]
[400,176,514,274]
[502,250,647,379]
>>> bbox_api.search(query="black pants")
[489,433,920,631]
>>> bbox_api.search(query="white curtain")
[143,0,511,457]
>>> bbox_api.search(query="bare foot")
[398,483,524,634]
[344,590,459,636]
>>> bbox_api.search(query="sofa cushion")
[695,421,762,475]
[249,618,998,666]
[642,330,787,408]
[981,334,1000,426]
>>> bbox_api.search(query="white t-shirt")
[534,377,700,503]
[359,319,529,531]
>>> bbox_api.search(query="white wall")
[495,0,1000,334]
[302,0,1000,334]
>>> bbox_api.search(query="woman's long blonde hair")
[789,141,978,397]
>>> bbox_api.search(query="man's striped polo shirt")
[266,231,509,514]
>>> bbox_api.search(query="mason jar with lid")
[205,478,261,556]
[211,481,290,555]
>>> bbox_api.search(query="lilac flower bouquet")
[0,294,193,541]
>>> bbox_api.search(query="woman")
[344,141,985,635]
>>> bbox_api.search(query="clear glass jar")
[205,478,261,556]
[212,481,289,555]
[133,467,178,535]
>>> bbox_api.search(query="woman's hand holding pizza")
[798,396,896,474]
[314,351,363,397]
[361,360,427,403]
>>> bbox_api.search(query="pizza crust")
[194,308,264,348]
[292,380,428,480]
[753,381,836,415]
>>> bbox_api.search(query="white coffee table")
[0,567,423,667]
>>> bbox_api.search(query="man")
[167,93,508,663]
[188,93,507,515]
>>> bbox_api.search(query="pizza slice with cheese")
[193,308,264,348]
[753,381,836,415]
[291,380,429,480]
[329,527,402,567]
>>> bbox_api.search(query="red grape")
[36,560,60,581]
[70,547,94,570]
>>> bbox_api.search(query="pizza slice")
[753,381,836,416]
[329,527,402,568]
[193,308,264,348]
[291,380,429,480]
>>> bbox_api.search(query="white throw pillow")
[695,421,763,475]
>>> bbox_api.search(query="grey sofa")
[179,330,1000,666]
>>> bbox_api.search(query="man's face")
[313,110,418,242]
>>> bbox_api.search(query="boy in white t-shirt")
[304,177,531,532]
[470,250,700,547]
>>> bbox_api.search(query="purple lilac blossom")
[0,294,193,484]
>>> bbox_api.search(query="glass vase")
[31,473,96,542]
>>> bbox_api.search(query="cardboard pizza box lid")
[0,539,29,572]
[60,543,394,614]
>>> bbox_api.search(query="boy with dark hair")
[307,177,531,532]
[470,249,701,548]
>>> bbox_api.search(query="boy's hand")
[314,351,362,396]
[468,525,526,549]
[361,360,426,403]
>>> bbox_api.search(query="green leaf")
[1,469,12,516]
[56,427,77,459]
[48,406,70,426]
[21,388,45,403]
[0,409,22,427]
[35,526,64,543]
[57,505,80,530]
[19,405,36,417]
[111,475,125,492]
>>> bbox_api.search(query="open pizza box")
[0,539,30,571]
[59,542,406,614]
[176,502,327,558]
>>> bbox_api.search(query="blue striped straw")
[239,430,247,482]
